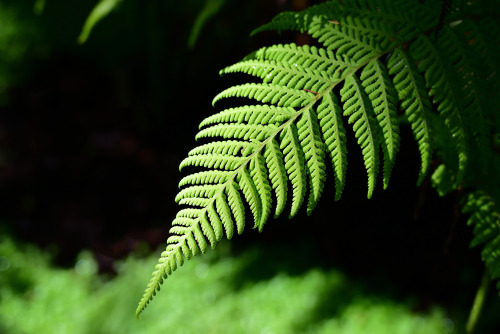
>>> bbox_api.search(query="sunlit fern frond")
[137,0,500,316]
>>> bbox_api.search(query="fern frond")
[250,0,427,39]
[467,17,500,94]
[137,0,500,317]
[463,191,500,291]
[411,35,468,181]
[446,22,491,167]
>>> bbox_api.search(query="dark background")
[0,0,497,330]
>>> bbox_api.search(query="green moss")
[0,238,458,333]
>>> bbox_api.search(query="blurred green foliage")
[188,0,227,49]
[77,0,124,44]
[0,2,43,104]
[0,237,457,334]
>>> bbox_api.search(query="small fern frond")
[411,35,468,180]
[467,17,500,94]
[463,191,500,291]
[445,23,491,168]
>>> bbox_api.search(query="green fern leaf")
[215,192,236,238]
[444,23,491,169]
[387,48,433,185]
[264,139,288,217]
[317,91,348,201]
[281,122,307,218]
[196,123,275,142]
[179,154,245,171]
[463,191,500,290]
[206,203,224,241]
[213,83,313,107]
[238,166,262,228]
[185,140,255,156]
[179,170,234,187]
[248,44,355,81]
[250,2,338,36]
[200,105,294,127]
[308,14,382,64]
[250,153,272,229]
[466,17,500,95]
[226,180,245,234]
[298,106,327,214]
[341,74,380,198]
[221,59,333,93]
[411,35,468,181]
[361,59,400,189]
[175,185,220,203]
[199,212,217,248]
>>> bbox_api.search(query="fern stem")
[466,269,491,334]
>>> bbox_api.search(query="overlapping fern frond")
[463,191,500,291]
[137,0,500,316]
